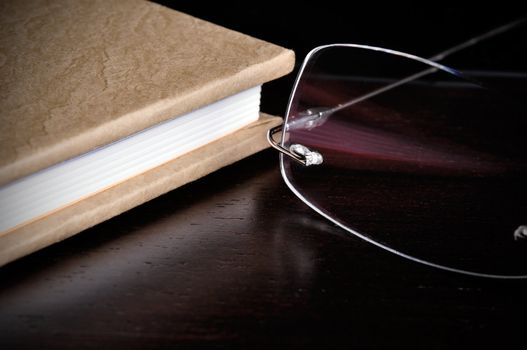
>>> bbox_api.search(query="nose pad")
[267,125,323,166]
[289,144,323,166]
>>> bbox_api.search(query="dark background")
[156,1,526,115]
[1,2,526,349]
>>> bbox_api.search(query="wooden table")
[2,3,525,348]
[0,149,524,349]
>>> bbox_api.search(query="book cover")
[0,0,294,265]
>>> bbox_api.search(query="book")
[0,0,294,266]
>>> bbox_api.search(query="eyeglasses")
[267,43,526,279]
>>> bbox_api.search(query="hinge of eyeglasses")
[267,125,323,166]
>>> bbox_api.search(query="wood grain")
[1,2,525,348]
[0,150,525,349]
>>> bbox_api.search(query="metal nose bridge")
[267,125,323,166]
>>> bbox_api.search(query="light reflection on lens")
[281,45,527,278]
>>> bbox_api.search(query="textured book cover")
[0,0,294,265]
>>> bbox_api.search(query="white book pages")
[0,86,262,233]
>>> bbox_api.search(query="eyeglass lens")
[281,45,527,277]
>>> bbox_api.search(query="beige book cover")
[0,0,294,265]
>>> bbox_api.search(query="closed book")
[0,0,294,266]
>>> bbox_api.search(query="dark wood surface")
[2,3,526,349]
[0,149,525,349]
